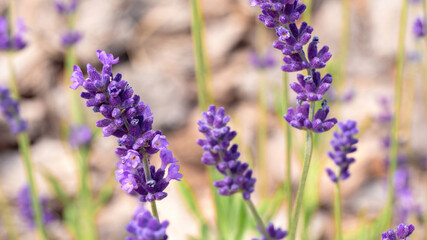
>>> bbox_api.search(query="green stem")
[282,72,293,229]
[289,127,314,240]
[18,133,49,240]
[385,0,407,224]
[289,99,315,240]
[75,149,98,240]
[7,42,48,240]
[7,52,19,99]
[334,182,343,240]
[141,151,159,219]
[257,71,268,195]
[189,0,214,110]
[245,199,272,240]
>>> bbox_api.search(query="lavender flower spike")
[17,185,55,228]
[0,17,27,51]
[326,120,358,182]
[0,86,27,134]
[382,223,415,240]
[71,50,182,202]
[126,207,169,240]
[197,105,256,200]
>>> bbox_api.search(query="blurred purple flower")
[377,97,393,123]
[326,120,358,182]
[413,17,425,38]
[61,30,82,47]
[54,0,78,15]
[0,17,27,51]
[17,185,55,229]
[126,206,169,240]
[250,50,276,69]
[0,86,27,134]
[69,124,92,149]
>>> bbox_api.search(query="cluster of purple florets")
[70,50,182,203]
[0,17,26,51]
[250,0,336,133]
[54,0,82,47]
[197,105,256,200]
[126,207,169,240]
[325,120,358,182]
[0,86,27,134]
[253,222,288,240]
[17,185,55,229]
[381,223,415,240]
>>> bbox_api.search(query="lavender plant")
[197,104,287,239]
[251,1,336,239]
[70,50,183,236]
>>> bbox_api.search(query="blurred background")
[0,0,427,239]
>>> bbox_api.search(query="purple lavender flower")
[54,0,78,15]
[377,97,393,123]
[325,120,358,182]
[253,222,288,240]
[197,105,256,200]
[251,1,332,72]
[70,50,182,202]
[289,69,332,102]
[17,185,55,229]
[413,17,425,38]
[0,17,27,51]
[0,86,27,134]
[69,124,92,149]
[381,223,415,240]
[283,100,337,133]
[250,50,276,69]
[126,206,169,240]
[61,30,82,47]
[251,1,336,132]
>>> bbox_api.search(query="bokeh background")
[1,0,427,239]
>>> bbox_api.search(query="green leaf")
[94,177,115,211]
[41,169,71,206]
[177,178,205,223]
[234,198,249,240]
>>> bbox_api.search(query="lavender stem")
[141,150,159,220]
[334,181,343,240]
[245,199,272,240]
